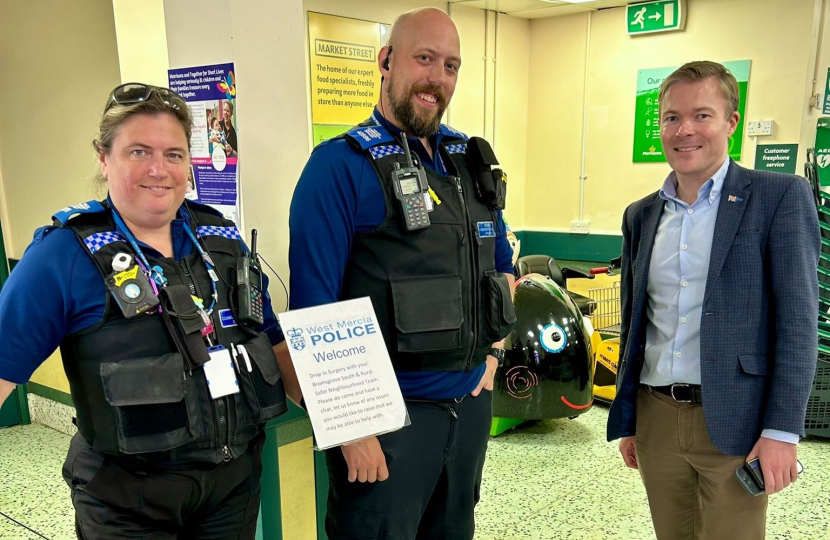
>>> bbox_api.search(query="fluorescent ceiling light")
[544,0,599,3]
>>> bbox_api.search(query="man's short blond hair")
[659,61,739,117]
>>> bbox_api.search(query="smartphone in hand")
[735,458,804,497]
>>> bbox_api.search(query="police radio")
[391,136,431,231]
[236,229,264,326]
[106,252,160,318]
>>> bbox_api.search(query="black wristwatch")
[488,347,506,367]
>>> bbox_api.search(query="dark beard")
[387,79,447,137]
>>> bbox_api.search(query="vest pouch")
[235,334,288,425]
[158,285,210,369]
[100,353,198,454]
[390,275,464,353]
[482,271,517,344]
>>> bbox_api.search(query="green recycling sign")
[627,1,686,35]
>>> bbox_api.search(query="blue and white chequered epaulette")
[83,231,126,254]
[369,144,404,160]
[196,225,241,240]
[445,143,467,155]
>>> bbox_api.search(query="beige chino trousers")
[635,387,768,540]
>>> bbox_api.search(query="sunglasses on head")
[104,83,187,113]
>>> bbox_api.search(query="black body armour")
[54,201,286,464]
[339,122,516,373]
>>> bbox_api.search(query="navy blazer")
[607,161,820,456]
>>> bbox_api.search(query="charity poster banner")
[168,63,239,222]
[633,60,750,163]
[278,297,408,450]
[308,12,390,146]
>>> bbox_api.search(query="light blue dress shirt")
[641,158,797,444]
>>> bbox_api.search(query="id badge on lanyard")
[203,345,240,399]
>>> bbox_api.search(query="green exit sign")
[627,1,686,36]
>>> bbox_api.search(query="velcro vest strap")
[343,120,470,163]
[52,200,107,227]
[437,125,469,162]
[438,123,469,141]
[60,201,242,281]
[61,202,131,272]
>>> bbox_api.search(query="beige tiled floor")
[0,517,48,540]
[476,405,830,540]
[0,423,74,539]
[1,405,829,539]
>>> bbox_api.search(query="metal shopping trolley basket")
[587,258,621,403]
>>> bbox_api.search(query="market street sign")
[627,1,686,36]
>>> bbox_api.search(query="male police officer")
[607,61,819,539]
[288,7,515,540]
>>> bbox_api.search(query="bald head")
[387,8,459,51]
[378,8,461,138]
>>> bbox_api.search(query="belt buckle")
[670,383,692,403]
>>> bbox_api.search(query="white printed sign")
[278,297,408,449]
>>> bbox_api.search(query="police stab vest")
[53,200,286,463]
[339,121,516,373]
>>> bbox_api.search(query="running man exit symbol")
[627,1,686,35]
[631,7,646,29]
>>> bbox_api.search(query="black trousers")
[62,433,264,540]
[325,390,492,540]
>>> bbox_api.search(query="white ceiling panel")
[449,0,569,11]
[448,0,632,19]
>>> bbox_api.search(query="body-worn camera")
[106,260,159,318]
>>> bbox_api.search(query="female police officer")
[0,83,288,539]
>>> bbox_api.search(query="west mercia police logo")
[287,327,306,351]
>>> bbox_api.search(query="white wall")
[112,0,169,85]
[525,0,825,234]
[163,0,309,310]
[0,0,121,258]
[0,0,121,391]
[162,0,529,298]
[494,12,530,229]
[798,0,830,161]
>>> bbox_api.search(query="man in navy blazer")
[607,61,819,539]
